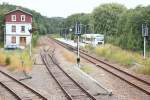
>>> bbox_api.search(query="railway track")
[0,70,47,100]
[52,38,150,96]
[40,49,99,100]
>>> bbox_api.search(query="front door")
[20,37,26,46]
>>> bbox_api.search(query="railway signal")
[142,23,149,59]
[28,28,37,58]
[75,21,81,35]
[75,21,81,67]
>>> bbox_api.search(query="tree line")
[62,3,150,51]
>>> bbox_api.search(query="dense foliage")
[62,13,92,33]
[91,4,150,51]
[92,3,126,35]
[62,3,150,51]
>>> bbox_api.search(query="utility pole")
[142,23,148,59]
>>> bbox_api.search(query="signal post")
[75,21,81,67]
[142,23,149,59]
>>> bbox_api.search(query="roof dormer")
[21,15,25,21]
[11,15,16,21]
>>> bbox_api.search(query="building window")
[21,15,25,21]
[12,25,16,32]
[21,26,25,32]
[20,37,26,46]
[11,36,16,43]
[11,15,16,21]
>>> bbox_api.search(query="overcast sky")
[0,0,150,18]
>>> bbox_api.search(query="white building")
[4,9,32,49]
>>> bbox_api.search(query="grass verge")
[49,33,61,38]
[84,44,150,75]
[80,64,93,74]
[61,49,76,63]
[0,48,32,72]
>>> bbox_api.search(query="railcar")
[81,34,104,46]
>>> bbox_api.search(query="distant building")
[4,8,32,49]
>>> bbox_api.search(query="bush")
[50,33,61,38]
[0,51,6,65]
[0,42,3,48]
[138,58,150,75]
[85,44,94,51]
[32,32,39,47]
[71,33,75,40]
[0,49,32,72]
[84,44,150,74]
[5,57,10,65]
[95,44,134,66]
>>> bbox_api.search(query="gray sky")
[0,0,150,18]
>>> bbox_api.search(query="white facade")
[82,34,104,46]
[4,23,32,49]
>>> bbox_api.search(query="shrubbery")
[85,44,150,74]
[0,49,32,72]
[5,57,10,65]
[0,51,6,65]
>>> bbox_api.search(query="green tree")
[92,3,126,35]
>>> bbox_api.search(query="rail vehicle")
[81,33,104,46]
